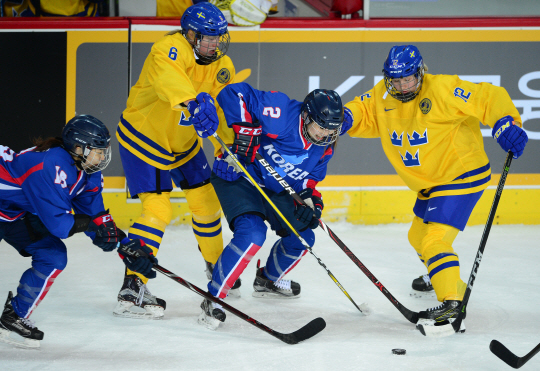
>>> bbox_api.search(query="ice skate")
[410,274,436,298]
[0,292,43,348]
[417,300,466,334]
[198,298,226,331]
[205,260,241,298]
[252,266,301,299]
[113,275,166,319]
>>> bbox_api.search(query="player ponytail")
[32,137,63,152]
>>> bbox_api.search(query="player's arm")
[292,147,333,230]
[147,40,196,108]
[216,82,265,163]
[344,86,381,138]
[453,79,528,158]
[71,173,126,251]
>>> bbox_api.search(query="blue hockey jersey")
[0,145,105,239]
[216,83,335,194]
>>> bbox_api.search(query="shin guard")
[208,214,267,298]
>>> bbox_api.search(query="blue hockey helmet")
[382,45,425,103]
[181,2,230,64]
[301,89,344,146]
[62,115,111,174]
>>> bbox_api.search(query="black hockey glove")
[118,238,158,279]
[231,121,262,163]
[294,188,324,230]
[87,210,127,252]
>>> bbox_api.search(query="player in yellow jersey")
[345,45,528,331]
[114,2,239,319]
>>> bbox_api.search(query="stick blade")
[490,340,521,369]
[277,317,326,345]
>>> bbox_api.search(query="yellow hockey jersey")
[345,74,522,194]
[117,32,236,170]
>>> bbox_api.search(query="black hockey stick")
[212,133,369,315]
[490,340,540,369]
[119,244,325,344]
[417,151,514,337]
[252,152,418,324]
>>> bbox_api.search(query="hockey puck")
[392,349,406,355]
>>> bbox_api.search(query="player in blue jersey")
[197,82,350,329]
[0,115,156,348]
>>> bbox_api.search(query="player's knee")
[299,228,315,247]
[140,192,173,226]
[32,237,68,272]
[184,183,221,216]
[408,216,424,252]
[233,213,267,247]
[420,222,459,258]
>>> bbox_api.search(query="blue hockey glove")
[340,107,353,136]
[231,121,261,163]
[294,188,323,230]
[187,92,219,138]
[118,238,158,279]
[492,115,528,159]
[213,152,243,182]
[87,210,126,252]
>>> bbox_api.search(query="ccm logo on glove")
[237,127,262,135]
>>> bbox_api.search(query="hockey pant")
[408,216,466,302]
[207,213,314,299]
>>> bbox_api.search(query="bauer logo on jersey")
[217,68,231,84]
[419,98,432,114]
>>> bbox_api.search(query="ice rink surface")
[1,222,538,371]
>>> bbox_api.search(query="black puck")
[392,348,406,355]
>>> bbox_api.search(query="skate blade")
[113,301,164,320]
[416,318,466,337]
[252,291,301,299]
[0,328,40,349]
[227,288,241,299]
[197,311,222,331]
[409,289,436,299]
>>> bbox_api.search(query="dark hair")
[32,137,64,152]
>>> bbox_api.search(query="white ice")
[1,222,539,371]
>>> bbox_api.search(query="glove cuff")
[68,214,92,237]
[492,115,514,139]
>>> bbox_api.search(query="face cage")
[81,145,111,174]
[302,115,341,147]
[190,31,230,64]
[383,67,425,103]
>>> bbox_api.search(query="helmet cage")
[78,145,111,174]
[383,66,424,103]
[182,30,230,64]
[302,112,341,146]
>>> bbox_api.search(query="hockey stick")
[250,151,418,324]
[119,244,325,344]
[490,340,540,369]
[417,151,514,337]
[212,133,369,315]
